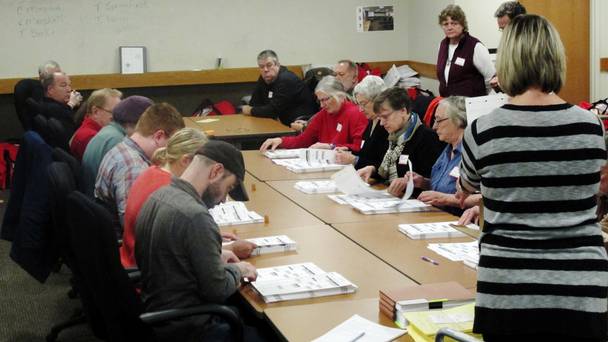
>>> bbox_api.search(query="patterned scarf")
[378,114,421,181]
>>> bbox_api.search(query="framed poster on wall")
[120,46,146,74]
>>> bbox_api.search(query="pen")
[350,331,365,342]
[421,256,439,265]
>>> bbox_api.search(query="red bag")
[192,99,237,116]
[356,63,382,82]
[0,142,19,190]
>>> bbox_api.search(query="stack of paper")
[208,202,264,226]
[294,180,338,194]
[263,149,302,159]
[465,93,509,123]
[403,303,481,342]
[398,222,468,240]
[273,158,345,173]
[312,314,406,342]
[427,241,479,269]
[245,235,297,256]
[329,194,432,215]
[379,282,475,329]
[250,262,357,303]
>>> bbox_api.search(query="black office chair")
[65,191,244,342]
[32,115,71,151]
[51,147,83,192]
[14,78,44,131]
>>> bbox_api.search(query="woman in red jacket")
[259,76,368,152]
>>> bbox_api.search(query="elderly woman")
[259,76,367,152]
[436,4,495,97]
[335,75,389,169]
[457,15,608,341]
[358,87,444,197]
[121,128,255,268]
[404,96,480,214]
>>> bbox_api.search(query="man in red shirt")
[70,88,122,161]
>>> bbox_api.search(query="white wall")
[0,0,410,78]
[591,0,608,101]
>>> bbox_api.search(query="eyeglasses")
[433,117,449,126]
[96,106,113,115]
[356,100,370,110]
[258,62,276,70]
[378,109,401,120]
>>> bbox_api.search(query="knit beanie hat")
[113,95,153,125]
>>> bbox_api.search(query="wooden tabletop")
[243,150,338,181]
[266,179,450,225]
[265,298,412,342]
[184,115,295,140]
[333,219,478,290]
[236,225,416,314]
[220,174,323,234]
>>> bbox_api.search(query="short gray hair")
[495,1,527,19]
[315,75,347,100]
[496,14,565,96]
[439,96,467,128]
[38,60,61,78]
[257,50,279,64]
[40,71,65,93]
[353,76,387,101]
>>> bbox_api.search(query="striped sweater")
[459,103,608,338]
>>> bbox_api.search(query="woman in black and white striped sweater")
[457,15,608,342]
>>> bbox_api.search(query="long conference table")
[219,149,478,341]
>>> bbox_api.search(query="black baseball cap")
[195,140,249,201]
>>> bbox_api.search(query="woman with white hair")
[404,96,480,215]
[335,75,389,169]
[259,76,368,152]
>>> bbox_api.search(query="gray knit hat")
[112,95,153,125]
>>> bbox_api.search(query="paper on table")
[195,118,220,123]
[331,165,385,197]
[312,314,406,342]
[400,158,415,201]
[299,149,337,164]
[465,94,508,123]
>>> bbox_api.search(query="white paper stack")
[245,235,297,256]
[398,221,468,240]
[427,241,479,269]
[263,149,302,159]
[208,202,264,226]
[465,93,509,123]
[328,193,432,214]
[312,314,406,342]
[294,180,338,194]
[273,158,345,173]
[250,262,358,303]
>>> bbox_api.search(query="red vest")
[436,32,486,97]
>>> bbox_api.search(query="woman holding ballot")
[457,15,608,341]
[259,76,367,152]
[334,75,389,170]
[357,87,444,197]
[403,96,480,215]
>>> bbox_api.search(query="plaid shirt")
[95,137,150,232]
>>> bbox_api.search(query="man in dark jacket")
[242,50,316,126]
[40,71,83,135]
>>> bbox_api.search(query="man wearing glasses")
[242,49,316,126]
[70,88,122,161]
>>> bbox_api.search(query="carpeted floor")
[0,191,100,342]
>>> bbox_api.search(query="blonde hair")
[85,88,123,114]
[438,5,468,32]
[152,127,208,166]
[496,14,565,96]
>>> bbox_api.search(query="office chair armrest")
[435,328,481,342]
[140,304,243,341]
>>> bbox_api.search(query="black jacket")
[250,66,317,125]
[355,120,389,170]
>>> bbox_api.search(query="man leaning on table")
[135,141,264,341]
[242,49,317,126]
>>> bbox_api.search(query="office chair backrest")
[47,117,70,151]
[52,147,83,191]
[66,191,153,342]
[14,79,44,131]
[47,162,77,267]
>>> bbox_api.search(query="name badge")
[398,154,409,165]
[449,166,460,178]
[268,91,273,99]
[360,140,365,148]
[336,123,343,132]
[455,57,465,67]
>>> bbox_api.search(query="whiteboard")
[0,0,409,78]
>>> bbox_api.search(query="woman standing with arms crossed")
[457,15,608,341]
